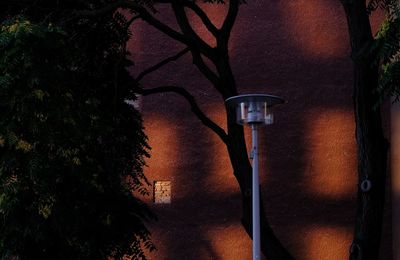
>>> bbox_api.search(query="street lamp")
[225,94,285,260]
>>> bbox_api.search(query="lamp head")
[225,94,284,125]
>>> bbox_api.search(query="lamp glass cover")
[236,101,273,125]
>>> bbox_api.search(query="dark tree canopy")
[0,2,154,259]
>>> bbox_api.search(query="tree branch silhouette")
[139,85,229,144]
[136,48,190,82]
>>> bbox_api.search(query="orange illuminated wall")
[128,1,391,259]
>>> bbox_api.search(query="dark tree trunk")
[217,52,294,259]
[146,2,295,257]
[341,1,389,259]
[225,117,294,260]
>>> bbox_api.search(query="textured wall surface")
[127,1,391,259]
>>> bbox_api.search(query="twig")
[220,0,239,40]
[184,1,219,36]
[138,85,229,144]
[136,48,190,82]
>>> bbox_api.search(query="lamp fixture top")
[225,94,285,107]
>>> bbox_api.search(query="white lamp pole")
[225,94,284,260]
[251,123,261,259]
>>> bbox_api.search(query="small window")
[153,181,171,204]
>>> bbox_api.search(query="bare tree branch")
[136,5,190,45]
[184,1,219,36]
[191,51,219,82]
[139,85,229,144]
[126,14,141,27]
[66,0,226,96]
[220,0,239,41]
[136,48,190,82]
[171,2,216,58]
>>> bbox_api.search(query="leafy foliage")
[0,13,154,260]
[368,0,400,102]
[367,0,398,14]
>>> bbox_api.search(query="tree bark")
[218,52,294,259]
[137,1,295,257]
[341,1,389,259]
[225,118,295,260]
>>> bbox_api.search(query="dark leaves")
[368,0,400,104]
[0,14,154,260]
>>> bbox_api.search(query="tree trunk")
[225,117,294,260]
[218,53,294,259]
[341,1,389,259]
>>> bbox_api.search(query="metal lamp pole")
[251,124,261,259]
[225,94,284,260]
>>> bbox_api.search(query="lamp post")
[225,94,285,260]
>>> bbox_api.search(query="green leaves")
[368,0,400,104]
[0,75,12,89]
[0,15,153,260]
[367,0,399,15]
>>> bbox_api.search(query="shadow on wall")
[128,0,392,259]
